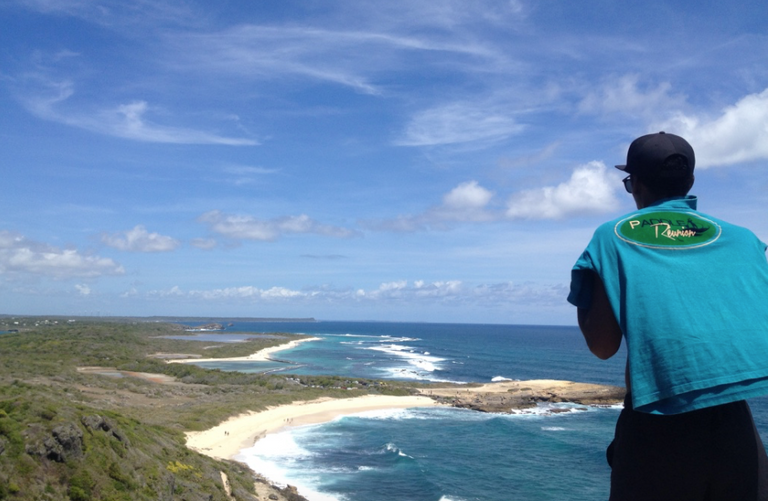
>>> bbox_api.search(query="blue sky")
[2,0,767,324]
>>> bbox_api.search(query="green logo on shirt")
[615,211,721,249]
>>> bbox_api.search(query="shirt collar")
[645,195,698,211]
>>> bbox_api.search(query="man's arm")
[577,271,622,360]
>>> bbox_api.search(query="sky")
[1,0,768,325]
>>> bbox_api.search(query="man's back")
[568,132,768,500]
[570,195,768,414]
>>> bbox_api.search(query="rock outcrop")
[423,380,626,413]
[26,422,84,462]
[185,323,224,331]
[82,414,130,446]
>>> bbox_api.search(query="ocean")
[182,321,768,501]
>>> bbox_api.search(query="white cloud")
[21,80,257,145]
[364,180,497,232]
[433,180,496,222]
[579,74,685,118]
[367,165,622,232]
[101,225,180,252]
[148,285,306,300]
[142,278,566,308]
[75,283,91,296]
[0,230,124,279]
[443,180,494,209]
[396,101,524,146]
[506,161,621,219]
[198,211,358,241]
[655,88,768,168]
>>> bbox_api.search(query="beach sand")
[186,394,441,461]
[166,336,321,364]
[421,379,615,396]
[186,379,624,461]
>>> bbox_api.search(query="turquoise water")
[186,321,768,501]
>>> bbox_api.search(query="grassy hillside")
[0,318,418,500]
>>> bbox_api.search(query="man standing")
[568,132,768,500]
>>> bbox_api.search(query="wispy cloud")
[198,211,359,241]
[220,165,280,186]
[301,254,349,260]
[168,23,499,96]
[396,101,524,147]
[12,0,201,28]
[656,88,768,168]
[20,79,258,145]
[101,225,180,252]
[190,238,217,250]
[506,161,621,219]
[579,74,686,119]
[0,230,124,279]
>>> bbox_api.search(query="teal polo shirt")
[569,196,768,414]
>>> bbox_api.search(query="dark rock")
[81,414,130,446]
[28,423,84,462]
[81,414,108,431]
[279,484,310,501]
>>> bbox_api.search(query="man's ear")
[631,177,648,209]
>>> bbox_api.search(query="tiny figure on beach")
[569,132,768,499]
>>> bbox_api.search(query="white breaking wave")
[237,431,347,501]
[507,402,590,417]
[365,343,445,372]
[382,366,461,384]
[378,335,421,342]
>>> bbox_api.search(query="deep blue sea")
[180,321,768,501]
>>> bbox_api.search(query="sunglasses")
[622,175,633,194]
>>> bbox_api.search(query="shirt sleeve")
[567,250,596,309]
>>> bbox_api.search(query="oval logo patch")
[614,211,721,249]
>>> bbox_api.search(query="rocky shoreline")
[420,379,626,413]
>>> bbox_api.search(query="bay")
[186,321,768,501]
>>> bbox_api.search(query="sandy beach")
[167,336,321,364]
[186,394,441,460]
[186,379,625,462]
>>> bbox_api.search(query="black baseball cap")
[616,132,695,178]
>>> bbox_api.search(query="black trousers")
[608,395,768,501]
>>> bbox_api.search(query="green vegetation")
[0,318,422,500]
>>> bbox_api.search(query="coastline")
[167,336,321,364]
[185,379,625,462]
[186,394,441,461]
